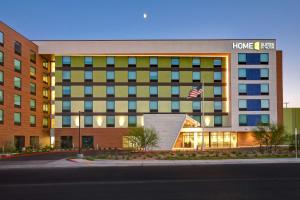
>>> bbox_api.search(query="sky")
[1,0,300,107]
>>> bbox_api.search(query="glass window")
[84,57,93,65]
[107,71,115,81]
[261,84,269,94]
[214,72,222,81]
[260,68,269,79]
[30,99,36,110]
[43,118,48,128]
[14,95,21,107]
[192,72,200,81]
[214,86,222,96]
[106,86,115,96]
[214,116,222,126]
[0,90,3,104]
[62,86,71,96]
[214,59,222,66]
[171,71,179,81]
[0,109,3,123]
[14,112,21,125]
[149,101,158,111]
[0,32,3,45]
[62,116,71,127]
[128,101,137,111]
[261,114,270,124]
[30,50,36,63]
[238,53,247,64]
[128,116,137,127]
[128,71,136,81]
[171,101,180,111]
[192,58,200,66]
[260,53,269,64]
[150,71,158,81]
[62,56,71,65]
[150,57,158,65]
[171,57,179,66]
[128,86,136,96]
[30,83,36,94]
[261,99,269,110]
[0,51,3,65]
[0,71,3,84]
[62,71,71,81]
[171,86,180,96]
[14,41,22,55]
[14,59,21,72]
[106,116,115,127]
[43,88,49,98]
[84,116,93,127]
[239,99,247,110]
[84,101,93,112]
[62,101,71,111]
[238,84,247,94]
[107,101,115,111]
[84,86,93,96]
[30,66,36,77]
[84,71,93,81]
[43,74,49,83]
[214,101,222,111]
[239,114,247,126]
[192,101,201,111]
[106,57,115,65]
[238,68,246,79]
[14,77,21,89]
[128,57,136,65]
[30,115,36,126]
[43,104,49,112]
[150,86,158,96]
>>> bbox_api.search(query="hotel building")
[0,21,283,150]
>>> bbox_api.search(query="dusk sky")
[1,0,299,107]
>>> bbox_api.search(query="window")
[14,112,21,125]
[150,71,158,82]
[0,32,3,45]
[62,56,71,66]
[14,41,22,55]
[149,86,158,97]
[214,101,222,112]
[214,86,222,97]
[30,50,36,63]
[0,109,3,124]
[43,118,49,128]
[84,86,93,97]
[30,66,36,78]
[14,95,21,108]
[238,53,269,65]
[171,57,179,66]
[261,99,269,110]
[150,57,158,66]
[84,116,93,127]
[30,115,36,127]
[260,68,269,80]
[238,53,247,64]
[14,59,21,72]
[30,99,36,111]
[214,72,222,82]
[261,84,269,95]
[62,116,71,127]
[171,101,180,112]
[106,57,115,66]
[14,77,21,90]
[43,104,49,113]
[43,88,49,98]
[128,100,137,112]
[238,68,246,80]
[84,71,93,81]
[30,136,39,148]
[128,57,136,66]
[0,51,3,65]
[239,114,247,126]
[43,74,49,84]
[238,84,247,95]
[171,71,179,82]
[260,53,269,64]
[128,71,136,81]
[62,71,71,81]
[238,99,247,111]
[106,116,115,127]
[213,59,222,67]
[62,101,71,112]
[128,116,137,127]
[107,101,115,112]
[192,101,201,112]
[192,58,200,66]
[214,116,222,127]
[192,72,200,82]
[84,101,93,112]
[171,86,180,97]
[0,90,3,104]
[0,71,3,85]
[239,114,270,126]
[43,61,49,70]
[84,57,93,66]
[128,86,136,97]
[261,114,270,124]
[107,71,115,81]
[149,101,158,112]
[62,86,71,96]
[106,86,115,97]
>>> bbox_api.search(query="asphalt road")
[0,163,300,200]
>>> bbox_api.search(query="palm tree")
[127,127,159,151]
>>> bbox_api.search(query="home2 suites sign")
[232,41,275,51]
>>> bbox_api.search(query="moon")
[143,13,148,19]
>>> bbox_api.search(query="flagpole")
[201,81,205,151]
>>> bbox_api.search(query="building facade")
[0,21,283,150]
[283,108,300,137]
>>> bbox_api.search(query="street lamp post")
[295,128,298,159]
[77,111,83,158]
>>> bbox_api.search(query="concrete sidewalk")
[1,158,300,169]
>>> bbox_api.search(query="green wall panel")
[71,71,84,82]
[159,86,171,97]
[115,57,128,67]
[201,58,213,68]
[180,71,192,82]
[55,56,62,67]
[158,57,170,68]
[93,56,106,67]
[137,71,149,82]
[158,71,170,82]
[137,56,149,68]
[180,57,192,68]
[93,71,106,82]
[115,71,128,82]
[71,56,84,67]
[55,71,62,83]
[202,71,214,83]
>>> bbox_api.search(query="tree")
[268,123,286,151]
[253,123,268,150]
[127,127,159,151]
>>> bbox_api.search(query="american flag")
[187,88,204,98]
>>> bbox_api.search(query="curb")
[0,150,78,160]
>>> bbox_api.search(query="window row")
[1,112,49,127]
[238,84,269,95]
[238,99,269,111]
[239,114,270,126]
[238,53,269,65]
[238,68,269,80]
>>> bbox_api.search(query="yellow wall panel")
[115,116,128,128]
[201,58,213,68]
[55,71,62,83]
[204,86,214,98]
[93,56,106,67]
[93,101,106,112]
[115,71,128,82]
[71,71,84,82]
[137,86,149,97]
[203,101,214,113]
[115,86,128,97]
[202,71,214,82]
[116,101,128,112]
[71,101,84,112]
[158,71,170,82]
[137,101,149,112]
[71,86,84,97]
[71,56,84,67]
[180,71,192,82]
[93,115,106,128]
[55,86,62,98]
[158,101,170,112]
[158,57,170,68]
[55,56,62,67]
[180,86,191,97]
[55,101,62,113]
[180,101,192,112]
[115,57,128,67]
[93,86,106,97]
[137,71,149,82]
[180,57,192,68]
[158,86,171,97]
[93,71,106,82]
[55,116,62,128]
[137,116,144,127]
[137,56,149,68]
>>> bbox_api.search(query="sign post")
[296,128,298,159]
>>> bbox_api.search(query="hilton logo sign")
[232,42,275,51]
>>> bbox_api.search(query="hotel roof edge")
[32,39,277,42]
